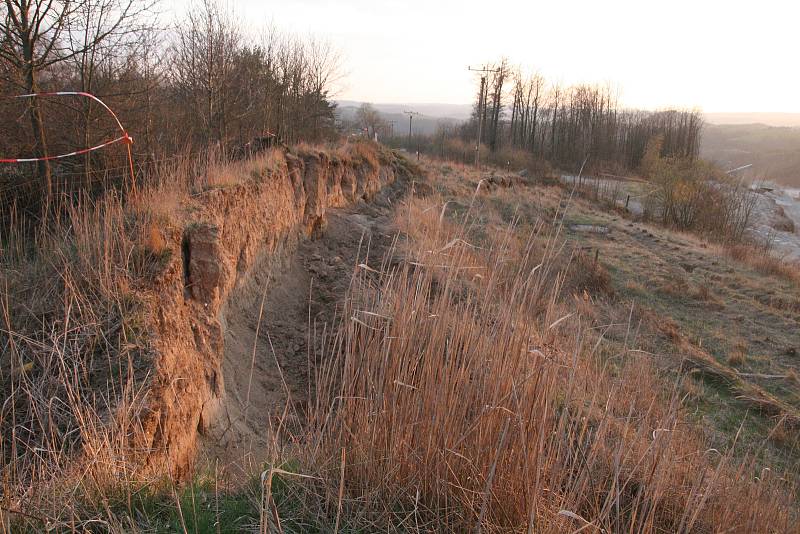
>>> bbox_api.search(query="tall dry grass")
[0,146,296,525]
[0,161,185,524]
[725,242,800,285]
[289,192,798,532]
[0,140,411,529]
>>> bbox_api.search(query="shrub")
[564,250,614,297]
[644,157,757,241]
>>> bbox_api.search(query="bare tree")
[485,58,508,152]
[65,0,157,183]
[171,0,241,147]
[508,69,544,154]
[0,0,143,202]
[304,37,342,138]
[356,103,384,139]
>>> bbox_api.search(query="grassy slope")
[480,161,800,470]
[6,155,799,532]
[556,196,800,470]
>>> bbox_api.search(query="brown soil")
[197,176,408,479]
[121,143,415,479]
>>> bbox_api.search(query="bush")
[565,250,614,297]
[643,157,757,241]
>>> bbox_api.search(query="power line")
[403,111,421,139]
[403,111,421,161]
[468,65,499,169]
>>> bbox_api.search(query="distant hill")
[705,113,800,128]
[335,102,466,137]
[701,123,800,186]
[336,101,473,121]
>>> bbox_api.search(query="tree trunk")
[23,61,52,205]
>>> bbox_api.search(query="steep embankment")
[134,143,413,477]
[200,176,408,477]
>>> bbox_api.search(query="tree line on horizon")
[423,59,703,173]
[0,0,342,214]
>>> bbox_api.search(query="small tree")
[356,103,384,139]
[640,134,664,178]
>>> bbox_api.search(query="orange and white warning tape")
[0,91,136,188]
[0,133,130,164]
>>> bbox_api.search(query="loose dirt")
[198,177,408,479]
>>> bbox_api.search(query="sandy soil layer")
[198,177,408,479]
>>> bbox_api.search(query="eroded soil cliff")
[136,143,414,476]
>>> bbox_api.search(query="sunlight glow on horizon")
[180,0,799,112]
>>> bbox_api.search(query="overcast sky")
[178,0,799,112]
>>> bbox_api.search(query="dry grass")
[0,140,404,528]
[788,368,800,385]
[2,152,799,532]
[727,350,747,367]
[694,283,711,300]
[288,190,798,532]
[0,165,188,523]
[727,341,749,367]
[564,250,614,297]
[679,373,707,402]
[725,243,800,284]
[769,418,800,449]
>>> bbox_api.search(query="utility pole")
[404,111,420,141]
[468,65,499,169]
[387,120,397,139]
[404,110,421,160]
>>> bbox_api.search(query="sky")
[174,0,799,112]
